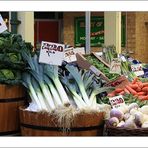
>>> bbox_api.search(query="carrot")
[136,87,141,92]
[125,85,137,95]
[132,77,139,84]
[142,87,148,92]
[115,88,123,93]
[143,83,148,87]
[129,84,138,89]
[124,88,130,94]
[137,82,143,88]
[137,92,146,96]
[138,95,148,101]
[119,91,125,95]
[107,91,116,97]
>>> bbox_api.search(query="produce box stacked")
[76,52,121,83]
[102,45,148,82]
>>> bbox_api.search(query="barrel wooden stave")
[0,85,25,135]
[20,107,104,136]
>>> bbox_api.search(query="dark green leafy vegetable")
[0,30,33,85]
[85,55,120,81]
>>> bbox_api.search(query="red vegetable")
[124,88,130,94]
[125,85,137,95]
[132,77,139,84]
[115,88,123,93]
[137,92,146,96]
[136,87,141,92]
[119,91,125,95]
[138,95,148,101]
[129,84,138,89]
[142,87,148,92]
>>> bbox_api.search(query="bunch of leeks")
[21,51,114,113]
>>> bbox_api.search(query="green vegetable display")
[0,30,33,84]
[85,55,120,81]
[21,51,114,112]
[102,45,118,64]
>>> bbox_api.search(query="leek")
[65,65,91,106]
[44,64,70,105]
[44,75,63,107]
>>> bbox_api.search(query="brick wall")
[126,12,136,58]
[135,12,148,62]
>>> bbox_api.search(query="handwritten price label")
[64,47,77,63]
[110,58,121,75]
[0,14,7,34]
[131,64,144,76]
[109,95,125,108]
[39,41,64,66]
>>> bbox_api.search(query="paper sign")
[89,65,101,76]
[0,14,7,33]
[131,64,144,76]
[64,47,77,63]
[73,47,85,55]
[109,95,125,108]
[95,52,103,56]
[110,58,121,74]
[39,41,64,66]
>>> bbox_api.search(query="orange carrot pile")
[108,77,148,101]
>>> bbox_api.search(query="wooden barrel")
[0,85,25,136]
[19,106,104,136]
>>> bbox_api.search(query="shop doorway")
[34,20,60,48]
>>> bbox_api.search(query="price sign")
[39,41,64,66]
[110,58,121,75]
[73,47,85,55]
[131,64,144,76]
[109,95,125,108]
[0,14,7,33]
[64,47,77,63]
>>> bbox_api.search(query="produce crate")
[0,85,26,136]
[105,121,148,136]
[76,53,120,83]
[19,106,104,136]
[93,52,110,68]
[104,75,130,88]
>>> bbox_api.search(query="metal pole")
[10,12,21,34]
[85,11,91,54]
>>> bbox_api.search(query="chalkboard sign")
[74,16,126,47]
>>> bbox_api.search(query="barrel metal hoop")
[0,97,25,103]
[0,130,20,136]
[21,123,103,132]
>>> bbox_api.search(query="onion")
[123,113,131,121]
[117,121,125,128]
[134,112,145,127]
[142,121,148,128]
[110,108,124,121]
[109,117,119,127]
[128,103,139,112]
[124,116,137,129]
[140,105,148,115]
[118,105,129,114]
[130,108,139,116]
